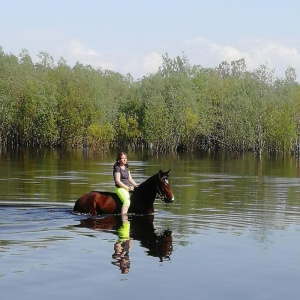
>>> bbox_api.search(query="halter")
[156,176,169,200]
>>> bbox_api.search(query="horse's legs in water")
[91,199,97,215]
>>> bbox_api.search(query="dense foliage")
[1,47,299,155]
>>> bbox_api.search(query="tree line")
[0,47,300,155]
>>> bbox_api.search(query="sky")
[1,0,300,80]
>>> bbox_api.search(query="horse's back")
[73,191,121,215]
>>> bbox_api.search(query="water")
[1,149,300,299]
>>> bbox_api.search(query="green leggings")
[115,187,131,207]
[117,220,130,241]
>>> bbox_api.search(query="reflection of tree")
[75,214,173,273]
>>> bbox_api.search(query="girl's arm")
[128,171,138,187]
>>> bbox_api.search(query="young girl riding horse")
[113,152,138,215]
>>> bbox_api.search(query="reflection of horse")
[76,215,173,262]
[73,170,174,215]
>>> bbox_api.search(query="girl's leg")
[121,205,129,214]
[115,187,131,214]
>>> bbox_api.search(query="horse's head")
[157,170,174,204]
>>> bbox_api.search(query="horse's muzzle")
[163,197,174,204]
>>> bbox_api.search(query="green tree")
[86,123,115,149]
[114,115,141,148]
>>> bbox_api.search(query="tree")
[114,115,141,148]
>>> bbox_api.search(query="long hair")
[113,152,129,168]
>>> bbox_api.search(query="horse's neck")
[134,174,158,200]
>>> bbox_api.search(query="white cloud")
[69,40,99,57]
[64,41,163,79]
[251,42,300,71]
[183,37,300,79]
[65,38,299,81]
[184,36,249,68]
[111,51,163,79]
[142,52,163,75]
[4,26,299,81]
[66,39,115,71]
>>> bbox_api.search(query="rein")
[131,171,172,202]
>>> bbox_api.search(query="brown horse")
[73,170,174,215]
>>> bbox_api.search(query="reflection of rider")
[112,217,132,274]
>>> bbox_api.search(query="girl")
[113,152,138,215]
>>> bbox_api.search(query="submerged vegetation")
[0,47,300,155]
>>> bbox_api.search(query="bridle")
[156,176,170,200]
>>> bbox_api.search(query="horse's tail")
[73,198,81,212]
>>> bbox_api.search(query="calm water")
[1,149,300,300]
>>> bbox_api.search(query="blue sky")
[1,0,299,80]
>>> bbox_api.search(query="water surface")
[1,149,300,300]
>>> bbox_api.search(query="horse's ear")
[159,169,170,178]
[164,169,171,177]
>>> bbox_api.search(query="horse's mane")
[133,172,159,193]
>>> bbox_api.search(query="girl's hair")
[114,152,129,168]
